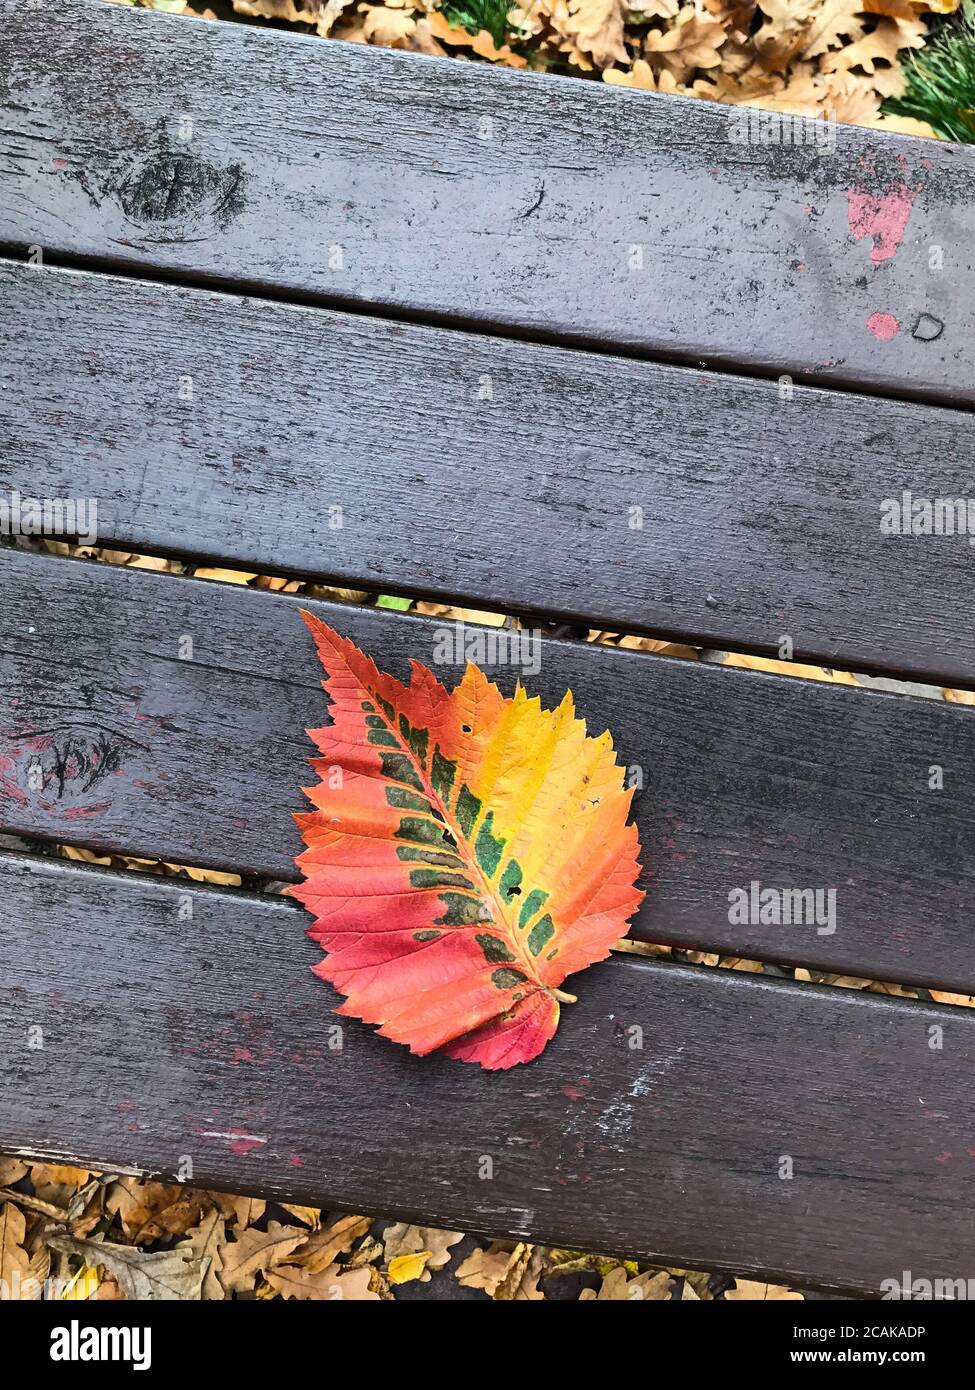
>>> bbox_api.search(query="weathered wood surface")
[4,547,975,993]
[4,262,975,686]
[1,1,973,408]
[3,850,974,1296]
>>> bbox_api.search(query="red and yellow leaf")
[291,614,645,1069]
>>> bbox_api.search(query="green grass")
[883,6,975,142]
[440,0,513,48]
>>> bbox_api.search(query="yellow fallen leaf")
[722,653,859,686]
[388,1251,433,1284]
[192,567,258,584]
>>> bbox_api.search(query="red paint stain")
[115,1102,136,1112]
[847,182,919,264]
[229,1136,266,1155]
[935,1152,953,1164]
[60,801,112,820]
[867,311,899,340]
[289,1154,305,1168]
[562,1077,591,1101]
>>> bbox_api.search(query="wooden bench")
[2,0,975,1297]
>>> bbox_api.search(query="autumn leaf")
[217,1221,309,1294]
[46,1231,209,1301]
[725,1278,805,1300]
[0,1202,31,1296]
[292,615,644,1069]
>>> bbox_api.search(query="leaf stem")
[551,987,577,1004]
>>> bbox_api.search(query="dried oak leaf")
[382,1222,464,1280]
[426,12,529,64]
[183,1208,229,1301]
[362,4,418,46]
[0,1159,27,1187]
[0,1202,31,1294]
[801,0,867,58]
[46,1230,208,1301]
[564,0,629,67]
[725,1278,804,1300]
[643,6,728,75]
[292,615,644,1070]
[264,1262,382,1299]
[456,1241,545,1299]
[232,0,354,35]
[821,14,926,73]
[604,59,686,92]
[579,1267,674,1299]
[284,1214,373,1274]
[217,1222,310,1295]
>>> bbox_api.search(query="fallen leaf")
[279,1204,321,1228]
[284,1214,372,1273]
[455,1241,544,1299]
[725,1277,804,1300]
[0,1159,27,1187]
[382,1223,463,1280]
[564,0,628,67]
[0,1202,31,1298]
[721,652,860,686]
[388,1251,433,1284]
[293,615,644,1069]
[217,1222,309,1295]
[46,1231,208,1301]
[455,1242,516,1294]
[183,1208,228,1301]
[191,566,258,585]
[580,1266,674,1299]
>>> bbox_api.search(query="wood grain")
[0,0,972,407]
[3,261,975,685]
[3,850,974,1296]
[4,546,975,993]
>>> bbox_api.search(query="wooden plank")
[1,1,973,408]
[3,849,974,1296]
[4,263,975,685]
[4,546,975,994]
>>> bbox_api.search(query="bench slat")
[1,0,973,408]
[4,546,975,993]
[3,261,975,685]
[3,850,974,1296]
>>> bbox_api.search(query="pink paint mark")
[60,801,112,820]
[115,1102,136,1113]
[867,311,899,340]
[229,1136,266,1155]
[804,203,813,214]
[562,1078,591,1102]
[289,1154,305,1168]
[796,262,806,273]
[935,1152,953,1164]
[847,183,918,264]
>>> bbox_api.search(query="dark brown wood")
[4,546,975,994]
[1,0,973,408]
[3,262,975,686]
[3,849,974,1297]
